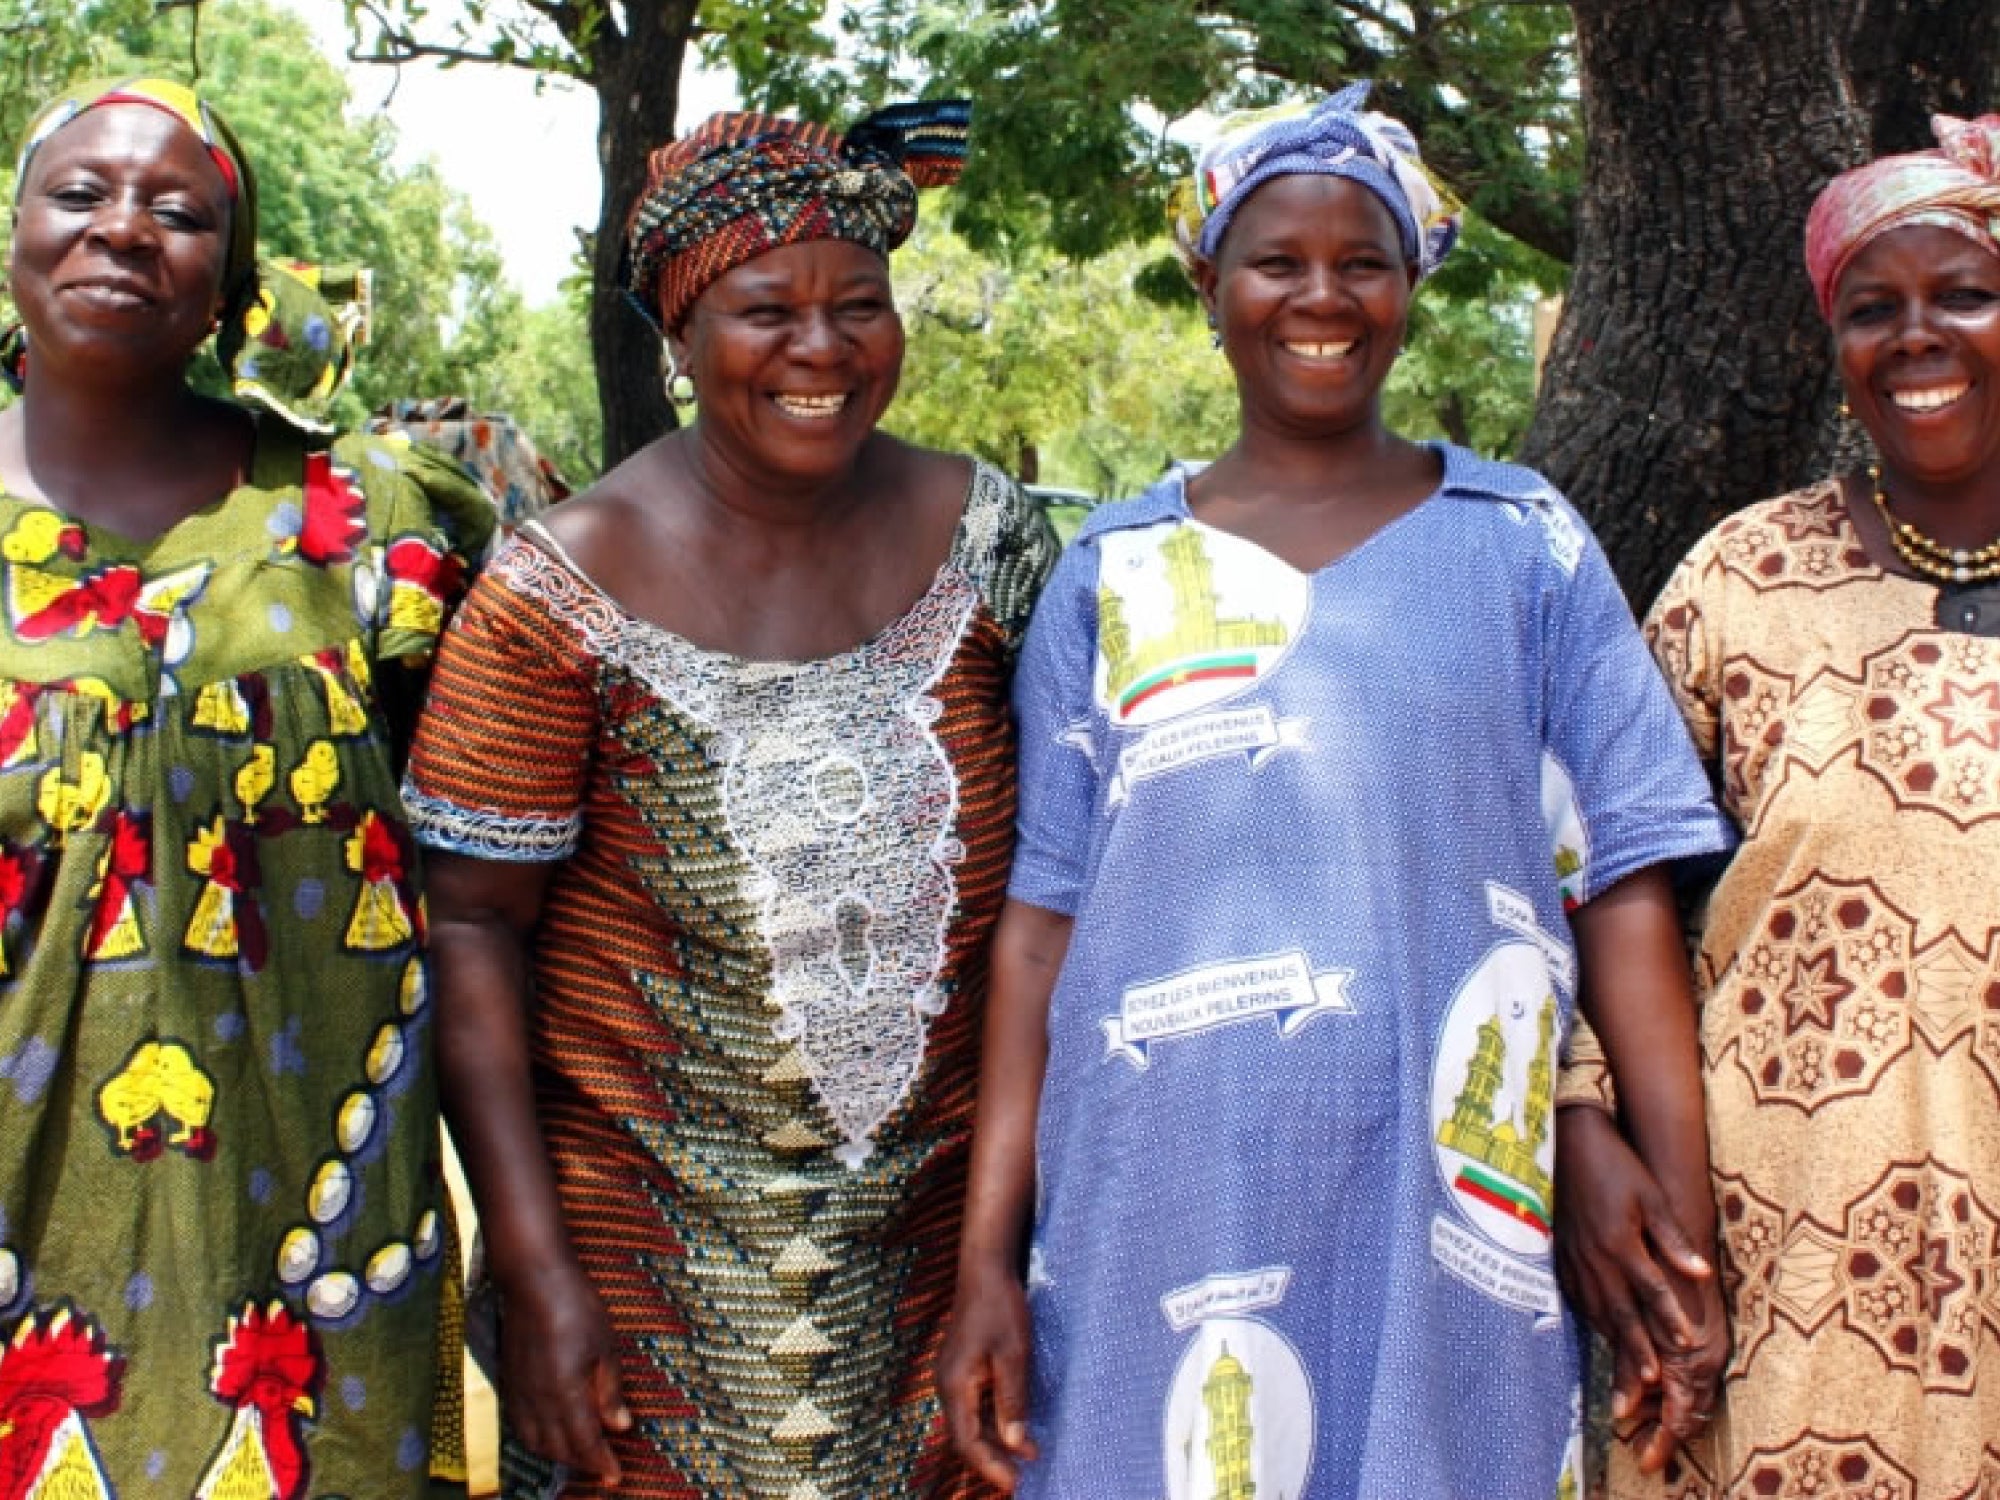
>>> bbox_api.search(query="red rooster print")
[194,1303,321,1500]
[0,1304,125,1500]
[382,537,462,638]
[295,456,367,567]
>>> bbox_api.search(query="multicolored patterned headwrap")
[621,100,970,335]
[1805,114,2000,320]
[1168,81,1460,281]
[13,77,260,324]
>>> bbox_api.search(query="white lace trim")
[401,784,583,861]
[494,519,984,1166]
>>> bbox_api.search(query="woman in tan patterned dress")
[1557,113,2000,1499]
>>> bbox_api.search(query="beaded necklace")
[1867,464,2000,583]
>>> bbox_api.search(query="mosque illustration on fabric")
[1203,1343,1257,1500]
[1099,528,1289,723]
[1163,1313,1313,1500]
[1435,994,1558,1236]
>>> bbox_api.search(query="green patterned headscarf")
[218,260,370,432]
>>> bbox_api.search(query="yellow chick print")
[305,650,370,738]
[65,676,147,735]
[1,509,86,565]
[192,680,252,737]
[36,752,110,845]
[235,746,276,824]
[96,1039,216,1159]
[288,741,340,825]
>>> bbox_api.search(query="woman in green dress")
[0,78,491,1499]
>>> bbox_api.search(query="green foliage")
[0,0,157,149]
[884,219,1233,496]
[697,0,841,117]
[716,0,1571,478]
[1384,218,1555,458]
[462,272,603,484]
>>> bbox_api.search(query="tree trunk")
[1849,0,2000,157]
[1524,0,2000,608]
[590,0,700,469]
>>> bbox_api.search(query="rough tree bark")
[585,1,696,468]
[1524,0,2000,607]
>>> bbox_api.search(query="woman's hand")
[500,1259,633,1486]
[1642,1257,1727,1471]
[937,1258,1038,1492]
[1556,1104,1725,1469]
[938,900,1069,1492]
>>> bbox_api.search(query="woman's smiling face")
[1198,173,1417,442]
[1834,223,2000,495]
[671,238,905,492]
[8,104,233,383]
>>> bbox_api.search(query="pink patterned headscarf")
[1805,114,2000,319]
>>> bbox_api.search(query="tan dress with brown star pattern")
[1583,480,2000,1499]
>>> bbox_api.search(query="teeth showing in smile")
[773,393,848,418]
[73,284,148,307]
[1282,340,1357,359]
[1890,385,1968,412]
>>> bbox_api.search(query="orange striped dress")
[403,463,1056,1500]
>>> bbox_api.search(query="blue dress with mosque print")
[1007,446,1732,1500]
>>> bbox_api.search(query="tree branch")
[518,0,582,31]
[1432,0,1565,31]
[349,34,562,74]
[153,0,206,78]
[345,0,597,82]
[1326,0,1413,44]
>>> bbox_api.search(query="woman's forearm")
[432,903,578,1287]
[958,900,1073,1272]
[1569,867,1715,1241]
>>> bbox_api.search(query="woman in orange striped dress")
[401,104,1056,1500]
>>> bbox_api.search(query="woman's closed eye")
[152,202,213,231]
[1940,285,2000,312]
[47,182,105,209]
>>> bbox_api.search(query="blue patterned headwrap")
[1168,81,1461,280]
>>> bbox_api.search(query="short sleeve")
[333,430,497,666]
[1541,501,1734,904]
[984,480,1063,660]
[1555,1012,1617,1114]
[402,539,599,862]
[1640,535,1723,764]
[1006,538,1104,915]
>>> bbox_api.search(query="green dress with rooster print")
[0,413,491,1500]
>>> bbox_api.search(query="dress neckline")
[1164,457,1447,582]
[517,460,994,672]
[0,411,300,557]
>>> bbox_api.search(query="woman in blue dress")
[938,84,1732,1498]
